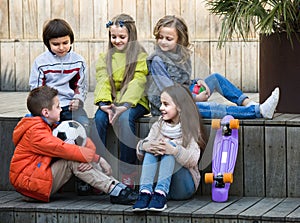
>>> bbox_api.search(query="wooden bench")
[1,92,300,222]
[1,113,300,199]
[0,191,299,223]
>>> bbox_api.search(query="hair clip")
[119,20,124,27]
[106,21,113,28]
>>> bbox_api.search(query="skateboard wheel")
[212,119,221,129]
[229,119,239,129]
[223,173,233,183]
[205,173,214,184]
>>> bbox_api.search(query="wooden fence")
[0,0,259,92]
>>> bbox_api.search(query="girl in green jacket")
[94,14,149,189]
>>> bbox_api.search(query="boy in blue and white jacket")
[29,18,89,130]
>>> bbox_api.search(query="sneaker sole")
[132,207,148,212]
[148,204,167,211]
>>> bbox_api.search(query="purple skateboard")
[205,115,239,202]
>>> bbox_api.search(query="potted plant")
[206,0,300,113]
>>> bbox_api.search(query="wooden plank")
[73,41,90,90]
[0,118,20,190]
[210,42,225,75]
[243,125,265,196]
[286,206,300,222]
[37,0,50,39]
[79,0,93,39]
[262,198,300,222]
[265,125,286,197]
[22,0,38,39]
[242,42,259,92]
[136,0,151,40]
[168,197,211,218]
[181,0,195,39]
[150,0,165,41]
[238,197,284,222]
[192,197,239,223]
[194,41,210,80]
[65,0,80,37]
[88,41,105,92]
[51,0,65,18]
[9,0,23,39]
[146,199,187,223]
[195,0,210,39]
[225,42,242,89]
[0,0,9,38]
[215,197,261,221]
[108,0,122,20]
[15,41,30,91]
[229,125,243,196]
[93,0,108,39]
[1,42,15,90]
[166,0,180,15]
[122,0,136,18]
[287,125,300,197]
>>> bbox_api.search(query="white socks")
[260,87,280,119]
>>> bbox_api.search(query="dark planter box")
[260,33,300,113]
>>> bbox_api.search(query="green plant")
[206,0,300,47]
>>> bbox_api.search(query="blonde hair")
[159,84,206,152]
[105,13,146,99]
[153,15,192,63]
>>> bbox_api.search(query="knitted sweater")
[136,118,201,190]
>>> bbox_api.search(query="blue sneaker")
[148,192,167,211]
[132,192,152,211]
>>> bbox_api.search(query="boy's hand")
[78,162,93,172]
[69,99,80,111]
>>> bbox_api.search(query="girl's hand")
[99,157,112,176]
[197,79,211,96]
[100,104,115,123]
[155,141,178,156]
[110,105,127,125]
[78,162,93,172]
[194,91,209,102]
[69,99,80,111]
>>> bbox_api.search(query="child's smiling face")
[160,91,180,124]
[110,25,129,51]
[157,27,178,52]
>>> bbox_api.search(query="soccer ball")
[53,120,87,146]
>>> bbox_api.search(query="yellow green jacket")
[94,51,149,111]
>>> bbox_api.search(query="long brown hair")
[160,84,206,152]
[153,15,192,64]
[105,13,146,99]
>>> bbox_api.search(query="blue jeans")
[94,104,148,174]
[196,73,261,119]
[139,153,196,200]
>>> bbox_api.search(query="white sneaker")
[260,87,280,119]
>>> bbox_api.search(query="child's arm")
[29,60,44,90]
[149,56,174,91]
[73,57,88,103]
[118,52,148,106]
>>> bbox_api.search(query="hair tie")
[119,21,124,27]
[106,21,113,28]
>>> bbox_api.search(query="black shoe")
[76,179,91,196]
[110,187,138,205]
